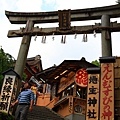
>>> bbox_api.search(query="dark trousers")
[15,105,29,120]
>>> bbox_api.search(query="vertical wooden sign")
[0,69,19,115]
[99,57,116,120]
[0,75,16,114]
[86,68,100,120]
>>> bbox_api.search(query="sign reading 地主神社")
[100,62,114,120]
[86,71,100,120]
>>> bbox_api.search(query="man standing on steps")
[11,82,34,120]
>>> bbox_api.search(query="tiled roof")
[27,106,67,120]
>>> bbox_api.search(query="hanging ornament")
[43,35,46,43]
[63,35,66,44]
[82,34,87,42]
[41,35,44,43]
[41,35,46,43]
[61,35,64,43]
[82,34,86,42]
[34,34,37,41]
[74,33,77,39]
[85,34,88,42]
[52,32,55,40]
[93,30,96,38]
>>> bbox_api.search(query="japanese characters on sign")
[75,68,88,87]
[58,10,71,30]
[0,75,16,114]
[69,96,73,113]
[86,74,99,120]
[100,63,114,120]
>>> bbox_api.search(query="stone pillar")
[14,20,34,77]
[101,15,112,57]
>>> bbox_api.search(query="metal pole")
[101,15,112,57]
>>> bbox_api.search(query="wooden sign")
[0,75,16,114]
[58,10,71,30]
[100,63,114,120]
[86,74,99,120]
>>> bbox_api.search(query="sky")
[0,0,120,69]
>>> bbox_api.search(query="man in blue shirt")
[11,82,34,120]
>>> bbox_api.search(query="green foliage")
[22,72,27,81]
[0,47,15,91]
[91,60,100,67]
[0,112,14,120]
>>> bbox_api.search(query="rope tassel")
[34,35,37,41]
[74,33,77,39]
[61,35,64,43]
[93,30,96,38]
[41,35,46,43]
[52,32,55,40]
[82,34,87,42]
[63,35,66,44]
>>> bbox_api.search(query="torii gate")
[5,4,120,82]
[4,3,120,119]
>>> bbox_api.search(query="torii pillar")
[14,20,34,77]
[14,20,34,91]
[101,15,112,57]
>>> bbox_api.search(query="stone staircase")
[27,106,67,120]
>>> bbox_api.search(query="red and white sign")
[100,63,114,120]
[75,68,88,87]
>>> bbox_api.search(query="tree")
[91,60,100,67]
[0,47,15,91]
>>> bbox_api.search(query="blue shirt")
[17,89,34,104]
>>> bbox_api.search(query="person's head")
[33,83,37,87]
[23,82,32,89]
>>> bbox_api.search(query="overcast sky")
[0,0,120,69]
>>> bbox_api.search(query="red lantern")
[75,68,88,87]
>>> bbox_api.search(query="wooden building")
[24,55,43,81]
[35,57,98,120]
[23,56,120,120]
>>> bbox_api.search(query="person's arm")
[29,100,34,112]
[11,99,19,107]
[11,93,21,107]
[29,91,34,112]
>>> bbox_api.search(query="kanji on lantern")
[75,68,88,87]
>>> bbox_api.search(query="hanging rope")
[34,34,37,41]
[41,35,46,43]
[74,33,77,39]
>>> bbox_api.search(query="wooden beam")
[7,22,120,37]
[5,4,120,24]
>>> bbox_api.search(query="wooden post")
[101,15,112,57]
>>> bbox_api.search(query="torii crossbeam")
[5,3,120,93]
